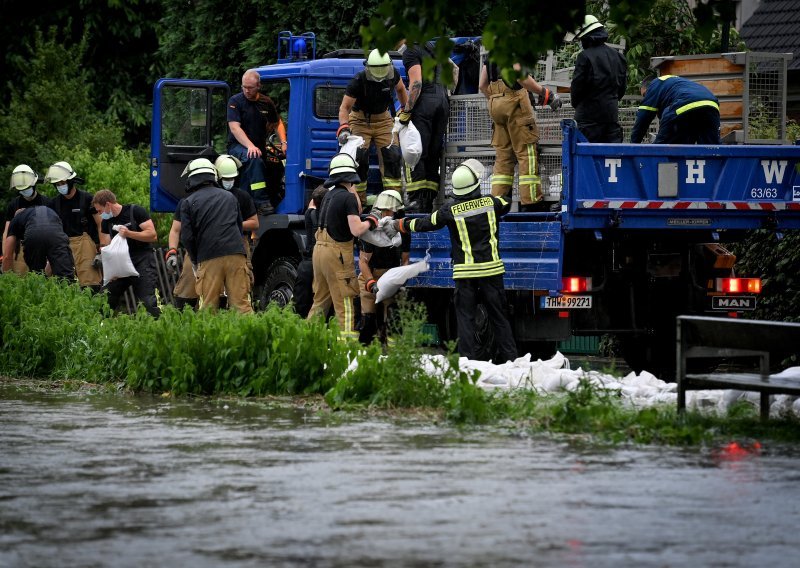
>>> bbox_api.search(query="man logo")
[712,296,755,310]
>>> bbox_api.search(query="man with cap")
[2,164,51,275]
[307,153,382,340]
[178,158,252,314]
[569,14,628,143]
[44,161,102,290]
[337,48,409,208]
[2,205,74,279]
[393,159,517,362]
[357,189,410,345]
[93,189,160,317]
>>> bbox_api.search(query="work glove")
[378,215,398,238]
[363,212,380,230]
[397,109,412,125]
[337,124,351,146]
[92,253,102,269]
[365,278,379,295]
[538,87,562,111]
[392,218,407,233]
[165,248,179,274]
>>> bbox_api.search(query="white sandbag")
[392,118,422,169]
[375,252,430,303]
[359,225,402,248]
[101,233,139,285]
[340,135,365,162]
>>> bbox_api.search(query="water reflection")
[2,381,799,567]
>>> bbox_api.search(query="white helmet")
[10,164,38,190]
[44,161,78,184]
[214,154,242,179]
[451,159,485,196]
[365,49,393,81]
[181,158,218,179]
[373,189,404,211]
[575,15,603,39]
[325,153,361,186]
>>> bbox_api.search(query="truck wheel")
[255,257,297,311]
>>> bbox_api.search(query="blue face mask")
[56,183,70,195]
[101,211,114,220]
[20,188,35,199]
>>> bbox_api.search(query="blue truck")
[150,32,800,376]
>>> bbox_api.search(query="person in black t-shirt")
[93,189,160,317]
[337,49,408,208]
[44,161,102,289]
[2,206,73,278]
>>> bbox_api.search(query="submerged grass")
[2,273,799,446]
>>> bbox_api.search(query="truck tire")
[255,257,298,311]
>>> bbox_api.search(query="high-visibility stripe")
[250,181,266,190]
[455,217,473,264]
[454,260,505,279]
[491,174,514,185]
[638,105,658,112]
[343,296,357,339]
[676,100,719,115]
[580,200,788,210]
[487,209,500,262]
[383,177,401,188]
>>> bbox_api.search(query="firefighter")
[631,75,721,144]
[44,161,102,289]
[337,48,409,208]
[357,189,410,345]
[307,153,381,340]
[399,40,458,213]
[179,158,252,314]
[569,15,628,143]
[479,58,562,211]
[165,196,199,310]
[393,159,517,362]
[2,205,74,278]
[2,164,51,275]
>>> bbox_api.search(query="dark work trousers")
[453,274,517,363]
[23,230,75,279]
[408,85,449,196]
[293,257,314,319]
[655,106,720,144]
[578,121,623,143]
[105,253,160,317]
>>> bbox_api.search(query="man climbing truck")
[150,32,800,377]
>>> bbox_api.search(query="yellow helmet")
[44,161,78,184]
[325,153,361,186]
[451,159,485,196]
[576,15,603,39]
[214,154,242,179]
[373,189,403,211]
[10,164,38,190]
[365,49,392,80]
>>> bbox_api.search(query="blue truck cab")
[150,32,800,377]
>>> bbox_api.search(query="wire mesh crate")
[446,95,493,145]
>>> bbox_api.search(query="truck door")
[150,79,230,213]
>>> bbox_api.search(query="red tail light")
[716,277,761,294]
[561,277,592,293]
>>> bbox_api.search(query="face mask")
[56,183,70,195]
[101,210,114,220]
[20,188,35,199]
[221,180,235,190]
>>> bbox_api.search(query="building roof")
[740,0,800,70]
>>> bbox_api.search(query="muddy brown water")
[2,381,799,567]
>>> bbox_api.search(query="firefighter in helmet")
[307,153,382,340]
[44,161,103,289]
[393,159,517,362]
[357,189,410,344]
[337,48,409,208]
[2,165,51,275]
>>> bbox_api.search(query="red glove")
[365,279,378,294]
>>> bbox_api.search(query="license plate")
[541,295,592,309]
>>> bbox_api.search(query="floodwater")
[2,381,800,568]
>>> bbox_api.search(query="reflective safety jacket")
[630,75,719,143]
[399,193,511,279]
